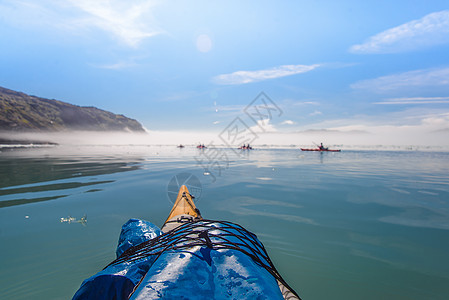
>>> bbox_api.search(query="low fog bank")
[0,131,149,146]
[1,128,448,151]
[251,129,449,151]
[0,130,218,146]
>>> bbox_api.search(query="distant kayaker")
[319,143,328,151]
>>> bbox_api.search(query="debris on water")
[61,216,76,223]
[60,214,87,226]
[78,215,87,226]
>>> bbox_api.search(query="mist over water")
[1,145,449,299]
[1,129,449,151]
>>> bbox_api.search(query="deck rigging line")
[105,219,301,299]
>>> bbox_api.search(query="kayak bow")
[73,185,300,300]
[160,186,299,299]
[161,185,202,232]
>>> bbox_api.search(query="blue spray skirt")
[73,219,297,299]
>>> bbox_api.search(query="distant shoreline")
[0,137,58,146]
[1,142,448,152]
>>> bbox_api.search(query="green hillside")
[0,86,145,132]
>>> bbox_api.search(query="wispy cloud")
[212,64,320,85]
[0,1,62,28]
[214,105,245,112]
[157,90,205,102]
[291,101,320,106]
[351,67,449,92]
[375,97,449,105]
[309,110,323,116]
[0,0,161,48]
[92,58,141,70]
[350,10,449,54]
[281,120,296,125]
[68,0,161,47]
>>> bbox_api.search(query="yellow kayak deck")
[159,185,299,299]
[162,185,202,232]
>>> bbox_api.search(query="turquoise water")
[1,146,449,299]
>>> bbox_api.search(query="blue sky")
[1,0,449,145]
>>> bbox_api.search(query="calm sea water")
[1,145,449,299]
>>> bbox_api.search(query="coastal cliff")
[0,86,145,132]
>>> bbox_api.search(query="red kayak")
[301,148,341,152]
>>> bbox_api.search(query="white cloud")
[281,120,296,125]
[68,0,161,47]
[309,110,322,116]
[212,64,320,85]
[375,97,449,105]
[350,10,449,54]
[0,0,161,47]
[249,119,277,133]
[420,112,449,128]
[351,67,449,92]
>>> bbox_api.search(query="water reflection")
[0,195,68,208]
[0,157,141,189]
[0,146,145,209]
